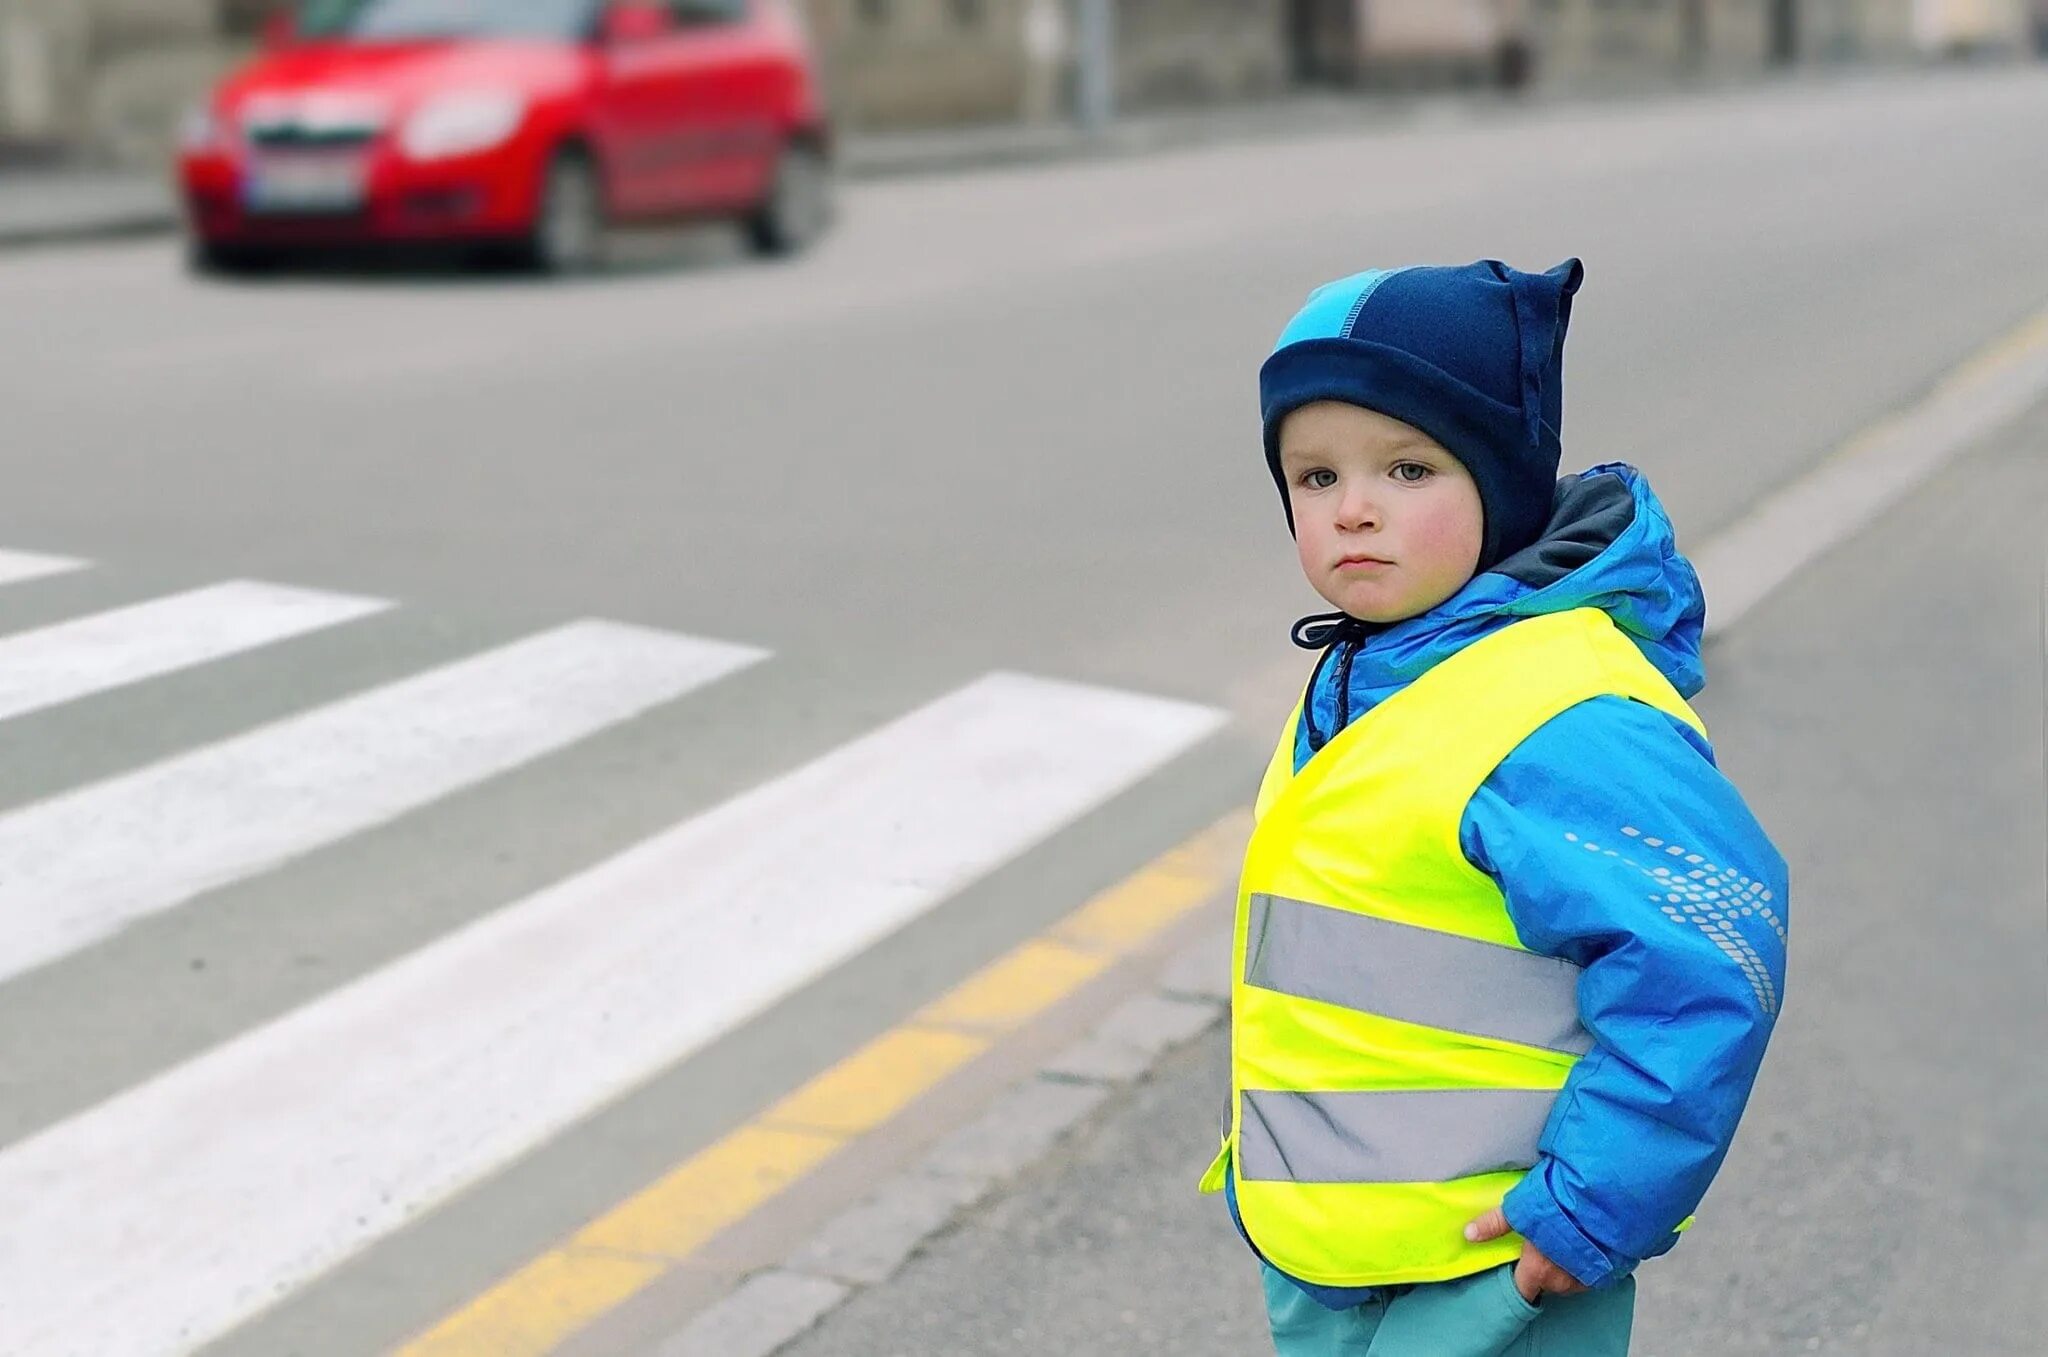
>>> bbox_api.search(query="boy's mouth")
[1335,554,1395,570]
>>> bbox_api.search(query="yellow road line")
[1934,303,2048,395]
[397,809,1245,1357]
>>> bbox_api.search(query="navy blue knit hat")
[1259,257,1585,572]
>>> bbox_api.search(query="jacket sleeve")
[1460,695,1789,1289]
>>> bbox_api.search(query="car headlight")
[399,91,527,161]
[179,104,224,152]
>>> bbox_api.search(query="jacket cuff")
[1503,1167,1620,1290]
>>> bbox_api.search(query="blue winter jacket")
[1228,463,1789,1303]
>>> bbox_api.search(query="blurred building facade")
[804,1,1289,128]
[1294,0,2027,86]
[0,0,2037,166]
[0,1,255,164]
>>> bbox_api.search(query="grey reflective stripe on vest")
[1244,894,1593,1056]
[1237,1087,1557,1183]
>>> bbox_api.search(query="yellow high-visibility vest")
[1199,608,1705,1287]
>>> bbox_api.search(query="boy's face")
[1278,401,1484,624]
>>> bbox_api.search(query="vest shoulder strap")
[1261,609,1703,827]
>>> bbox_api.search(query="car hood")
[216,39,585,123]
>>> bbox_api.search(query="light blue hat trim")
[1270,267,1409,353]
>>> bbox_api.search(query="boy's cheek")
[1291,517,1326,569]
[1407,504,1484,574]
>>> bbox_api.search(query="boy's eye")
[1391,462,1433,484]
[1300,469,1338,490]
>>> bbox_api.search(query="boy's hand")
[1463,1207,1590,1304]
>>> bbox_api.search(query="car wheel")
[525,148,605,275]
[747,140,832,257]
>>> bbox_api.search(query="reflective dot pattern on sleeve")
[1562,826,1784,1015]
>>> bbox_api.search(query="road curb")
[0,208,180,252]
[651,922,1232,1356]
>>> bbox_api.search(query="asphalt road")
[0,63,2043,1357]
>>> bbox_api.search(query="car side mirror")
[258,6,297,50]
[600,1,671,44]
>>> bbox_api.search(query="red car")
[177,0,833,273]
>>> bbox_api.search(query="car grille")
[244,124,379,150]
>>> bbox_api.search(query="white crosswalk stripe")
[0,671,1222,1356]
[0,547,87,587]
[0,545,1228,1357]
[0,580,389,723]
[0,618,767,985]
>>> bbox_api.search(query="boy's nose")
[1338,491,1382,530]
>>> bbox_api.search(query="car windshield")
[297,0,599,40]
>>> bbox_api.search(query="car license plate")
[243,153,367,214]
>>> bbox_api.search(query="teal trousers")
[1261,1263,1635,1357]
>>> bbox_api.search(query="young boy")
[1199,259,1788,1356]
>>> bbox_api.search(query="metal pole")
[1075,0,1115,134]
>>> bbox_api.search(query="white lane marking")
[1696,306,2048,636]
[0,673,1223,1357]
[0,581,389,723]
[0,548,87,587]
[0,620,765,986]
